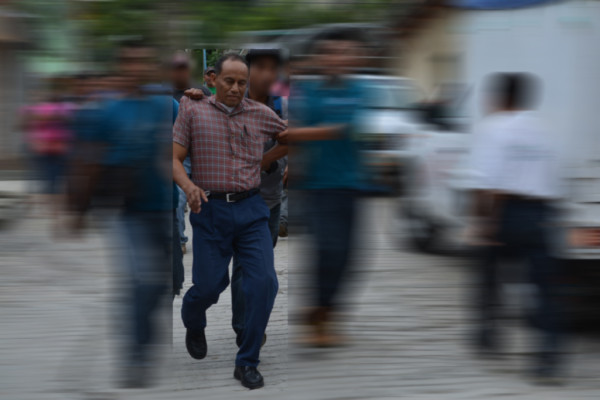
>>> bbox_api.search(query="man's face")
[171,64,191,90]
[248,56,279,97]
[215,59,248,108]
[204,72,216,88]
[119,46,157,91]
[318,40,358,76]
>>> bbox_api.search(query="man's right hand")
[184,184,209,213]
[184,88,206,100]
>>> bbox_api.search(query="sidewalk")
[2,190,600,399]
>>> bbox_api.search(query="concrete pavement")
[2,190,600,399]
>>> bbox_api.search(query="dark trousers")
[120,211,170,366]
[477,199,562,365]
[172,208,184,297]
[181,193,278,367]
[231,202,281,334]
[309,190,357,309]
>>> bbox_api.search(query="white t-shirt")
[470,111,563,200]
[218,102,234,114]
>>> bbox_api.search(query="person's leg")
[475,244,502,350]
[176,185,188,247]
[232,195,278,367]
[279,189,288,237]
[231,202,280,339]
[525,205,563,374]
[268,203,281,248]
[312,190,357,310]
[230,253,245,335]
[172,208,184,298]
[120,212,170,372]
[181,201,234,332]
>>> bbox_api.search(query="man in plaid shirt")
[172,53,287,390]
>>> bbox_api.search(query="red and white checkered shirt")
[173,96,286,192]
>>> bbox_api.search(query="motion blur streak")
[1,0,600,399]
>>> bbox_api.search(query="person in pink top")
[21,89,74,196]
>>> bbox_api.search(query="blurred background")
[1,0,600,399]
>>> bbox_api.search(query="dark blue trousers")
[309,189,357,309]
[181,193,278,367]
[231,202,281,334]
[477,199,562,365]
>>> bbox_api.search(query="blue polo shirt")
[91,95,173,212]
[291,77,365,190]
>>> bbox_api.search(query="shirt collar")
[208,95,246,116]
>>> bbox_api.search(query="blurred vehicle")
[401,113,473,252]
[354,75,424,195]
[399,2,600,328]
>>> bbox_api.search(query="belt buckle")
[226,193,236,203]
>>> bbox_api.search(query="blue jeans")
[231,202,281,334]
[181,193,277,367]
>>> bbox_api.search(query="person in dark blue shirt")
[285,28,367,347]
[72,41,173,388]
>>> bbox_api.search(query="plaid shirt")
[173,96,287,192]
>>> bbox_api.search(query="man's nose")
[231,83,240,93]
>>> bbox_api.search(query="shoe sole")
[234,370,264,390]
[185,337,207,360]
[187,351,206,360]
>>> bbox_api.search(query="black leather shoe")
[186,329,207,360]
[236,332,267,348]
[234,366,264,389]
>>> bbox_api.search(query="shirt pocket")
[240,127,265,163]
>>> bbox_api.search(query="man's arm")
[276,125,344,144]
[261,143,288,171]
[173,143,208,213]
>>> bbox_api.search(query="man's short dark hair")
[487,72,541,110]
[214,53,248,75]
[312,27,365,53]
[245,48,282,67]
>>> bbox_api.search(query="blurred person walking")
[68,41,173,388]
[470,73,564,384]
[171,51,211,255]
[231,48,288,347]
[171,51,211,102]
[173,53,287,389]
[286,29,367,346]
[20,79,74,218]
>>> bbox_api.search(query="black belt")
[206,189,259,203]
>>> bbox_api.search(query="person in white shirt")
[470,73,564,384]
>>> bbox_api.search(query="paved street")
[1,185,600,399]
